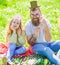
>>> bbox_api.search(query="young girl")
[6,15,26,65]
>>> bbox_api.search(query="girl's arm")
[18,31,26,45]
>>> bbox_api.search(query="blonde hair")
[6,15,23,43]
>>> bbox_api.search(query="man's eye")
[31,14,38,16]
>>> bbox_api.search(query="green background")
[0,0,60,43]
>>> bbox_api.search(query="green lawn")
[0,0,60,42]
[0,0,60,65]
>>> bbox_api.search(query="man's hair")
[30,8,36,11]
[30,7,41,14]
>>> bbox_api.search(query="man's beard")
[32,18,40,26]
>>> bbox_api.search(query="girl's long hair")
[6,15,23,43]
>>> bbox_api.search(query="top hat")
[30,1,40,9]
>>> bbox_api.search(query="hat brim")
[29,6,40,9]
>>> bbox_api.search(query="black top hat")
[30,1,40,9]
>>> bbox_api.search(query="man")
[25,1,60,65]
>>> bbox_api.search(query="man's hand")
[40,16,48,31]
[33,27,40,38]
[41,21,49,31]
[27,27,40,45]
[40,18,51,42]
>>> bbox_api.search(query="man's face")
[30,8,41,26]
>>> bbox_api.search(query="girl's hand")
[10,25,16,32]
[17,28,21,37]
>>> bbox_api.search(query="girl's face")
[10,18,20,30]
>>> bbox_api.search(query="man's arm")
[27,34,36,45]
[27,27,40,45]
[44,25,51,42]
[41,19,51,42]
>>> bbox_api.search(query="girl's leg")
[32,43,60,65]
[7,43,16,60]
[14,46,26,55]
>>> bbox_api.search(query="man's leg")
[32,43,60,65]
[48,40,60,52]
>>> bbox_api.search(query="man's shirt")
[25,18,51,43]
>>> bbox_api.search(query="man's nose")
[33,16,37,18]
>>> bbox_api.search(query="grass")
[0,0,60,65]
[0,0,60,43]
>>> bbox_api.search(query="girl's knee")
[22,47,26,53]
[8,43,16,50]
[9,43,16,47]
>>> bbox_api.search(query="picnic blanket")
[0,43,8,54]
[0,43,33,58]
